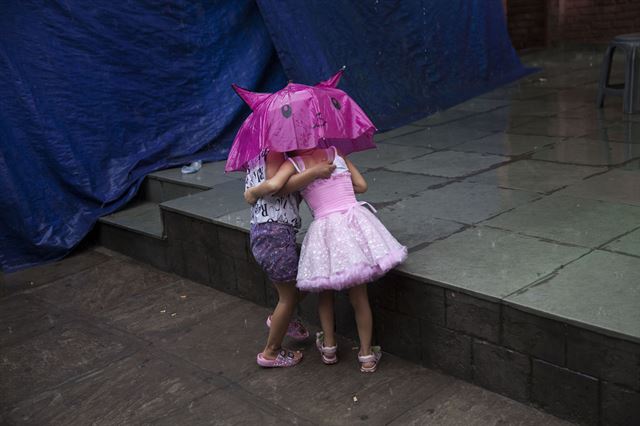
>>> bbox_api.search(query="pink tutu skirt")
[296,205,407,292]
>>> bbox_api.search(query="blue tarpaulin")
[0,0,529,272]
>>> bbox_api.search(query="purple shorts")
[250,222,299,283]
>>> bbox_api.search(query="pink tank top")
[288,147,358,219]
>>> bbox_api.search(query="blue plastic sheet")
[0,0,528,272]
[257,0,530,129]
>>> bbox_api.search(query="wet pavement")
[0,248,572,425]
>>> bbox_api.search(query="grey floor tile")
[150,160,241,189]
[100,279,241,339]
[468,160,606,193]
[531,137,640,166]
[450,98,512,113]
[485,194,640,247]
[411,109,476,126]
[0,295,65,347]
[0,322,131,407]
[478,85,558,101]
[29,258,179,315]
[534,87,602,105]
[453,133,562,156]
[151,301,273,382]
[374,125,423,142]
[214,207,252,232]
[349,143,433,169]
[391,181,539,225]
[161,180,247,222]
[150,386,313,425]
[374,205,465,249]
[506,250,640,342]
[389,380,573,426]
[2,249,110,296]
[387,151,508,178]
[604,228,640,257]
[238,342,452,426]
[100,201,163,238]
[449,111,536,133]
[500,99,586,117]
[555,168,640,206]
[510,117,612,138]
[585,121,640,144]
[5,352,219,425]
[397,227,588,300]
[383,124,494,150]
[359,170,447,205]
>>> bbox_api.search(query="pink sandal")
[358,346,382,373]
[266,315,310,341]
[256,349,302,368]
[315,331,338,365]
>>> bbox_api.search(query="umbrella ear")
[231,84,271,110]
[316,67,345,88]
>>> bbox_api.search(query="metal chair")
[597,33,640,114]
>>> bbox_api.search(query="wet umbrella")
[225,68,376,172]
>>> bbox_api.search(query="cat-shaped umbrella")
[225,68,376,172]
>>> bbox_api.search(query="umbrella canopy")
[225,69,376,172]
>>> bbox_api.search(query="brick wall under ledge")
[506,0,640,49]
[105,212,640,426]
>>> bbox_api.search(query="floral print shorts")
[250,222,299,283]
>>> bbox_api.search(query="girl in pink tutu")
[256,145,407,372]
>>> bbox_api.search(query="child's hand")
[312,161,336,179]
[244,188,258,205]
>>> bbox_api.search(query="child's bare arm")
[276,161,336,196]
[344,156,367,193]
[244,161,296,204]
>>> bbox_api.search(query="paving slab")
[604,228,640,257]
[238,339,452,425]
[485,194,640,247]
[150,160,241,189]
[1,249,110,296]
[349,142,433,169]
[161,179,247,222]
[374,206,465,249]
[397,227,588,300]
[531,137,640,166]
[410,109,476,126]
[0,295,65,347]
[387,150,508,178]
[359,170,447,205]
[150,301,274,382]
[385,181,539,225]
[389,380,572,426]
[588,121,640,143]
[468,160,606,193]
[150,386,313,425]
[374,124,423,142]
[535,87,602,105]
[452,133,562,156]
[383,124,494,150]
[0,321,131,407]
[100,201,163,238]
[5,353,220,425]
[449,98,512,113]
[506,250,640,342]
[99,278,241,339]
[478,85,558,101]
[29,258,178,316]
[448,110,538,133]
[510,117,612,138]
[555,168,640,206]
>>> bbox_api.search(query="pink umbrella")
[225,68,377,172]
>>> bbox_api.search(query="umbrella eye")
[331,97,341,110]
[281,104,292,118]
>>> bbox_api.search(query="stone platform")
[93,45,640,425]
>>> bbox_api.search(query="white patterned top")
[245,150,301,228]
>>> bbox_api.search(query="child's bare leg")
[262,281,301,360]
[318,290,336,347]
[348,284,374,366]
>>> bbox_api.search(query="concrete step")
[97,159,640,426]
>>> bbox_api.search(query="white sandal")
[358,346,382,373]
[315,331,338,365]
